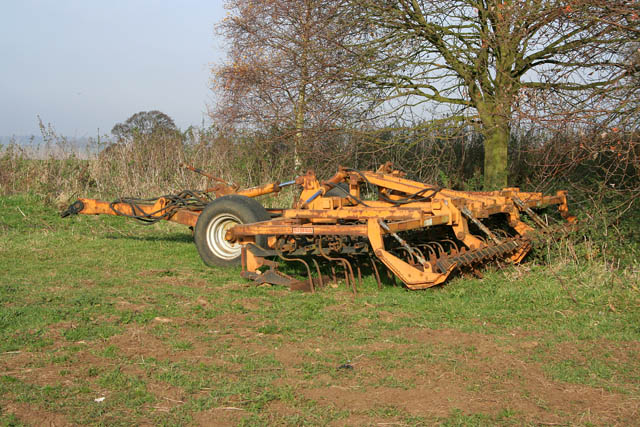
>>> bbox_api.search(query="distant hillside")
[0,135,45,146]
[0,135,98,159]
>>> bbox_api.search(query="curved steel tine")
[341,256,358,294]
[278,252,313,292]
[317,239,355,294]
[369,255,382,290]
[495,229,509,239]
[356,261,363,288]
[343,265,351,289]
[413,247,425,260]
[408,247,417,264]
[399,247,415,265]
[311,258,323,292]
[426,243,438,257]
[432,241,446,257]
[387,265,397,286]
[316,238,342,285]
[442,239,459,254]
[420,244,436,260]
[411,246,430,272]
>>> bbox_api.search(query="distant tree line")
[111,110,179,142]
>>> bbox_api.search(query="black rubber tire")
[194,195,270,267]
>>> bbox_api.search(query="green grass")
[1,194,639,425]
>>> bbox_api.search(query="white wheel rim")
[205,213,242,260]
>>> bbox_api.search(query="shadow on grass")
[104,233,193,243]
[273,254,405,289]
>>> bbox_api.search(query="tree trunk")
[476,96,510,190]
[483,122,509,190]
[294,87,305,173]
[294,2,311,174]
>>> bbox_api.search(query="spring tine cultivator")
[62,162,575,292]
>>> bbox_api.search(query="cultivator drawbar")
[62,163,574,292]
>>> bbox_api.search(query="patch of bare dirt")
[298,327,639,425]
[376,309,408,323]
[105,325,201,362]
[113,297,148,313]
[42,320,76,342]
[4,300,639,426]
[0,350,34,376]
[272,342,305,367]
[265,400,302,420]
[191,407,247,426]
[552,339,640,369]
[328,414,389,426]
[79,279,97,288]
[137,269,176,277]
[355,317,372,327]
[146,382,187,411]
[2,402,71,426]
[237,297,271,312]
[135,269,226,291]
[0,345,104,388]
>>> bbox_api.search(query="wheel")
[194,195,270,267]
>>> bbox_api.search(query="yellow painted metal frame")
[70,163,572,290]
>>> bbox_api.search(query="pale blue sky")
[1,0,226,137]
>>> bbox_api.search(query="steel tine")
[442,239,459,255]
[400,247,415,264]
[433,241,446,257]
[385,266,397,286]
[311,258,322,292]
[369,255,382,290]
[318,240,352,291]
[422,244,436,260]
[278,253,313,292]
[342,261,351,289]
[341,257,357,294]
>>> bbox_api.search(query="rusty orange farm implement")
[62,163,574,292]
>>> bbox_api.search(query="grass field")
[1,194,639,426]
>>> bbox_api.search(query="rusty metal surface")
[62,163,573,291]
[229,165,573,290]
[70,197,200,227]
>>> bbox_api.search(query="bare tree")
[348,0,639,189]
[212,0,364,171]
